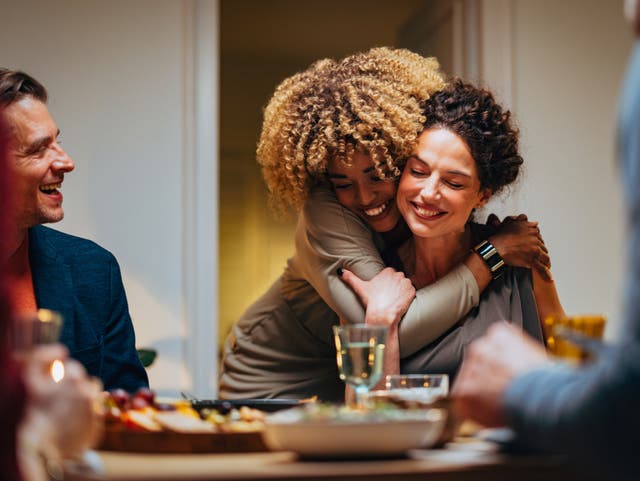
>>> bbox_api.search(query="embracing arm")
[339,267,415,385]
[297,188,481,357]
[532,268,565,325]
[299,188,551,357]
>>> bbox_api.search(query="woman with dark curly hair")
[220,48,552,401]
[343,79,565,380]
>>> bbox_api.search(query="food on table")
[154,411,216,433]
[267,401,437,424]
[103,388,267,434]
[123,409,163,432]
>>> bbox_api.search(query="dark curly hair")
[422,78,522,194]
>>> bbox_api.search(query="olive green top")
[219,186,480,401]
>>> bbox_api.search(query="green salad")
[267,402,440,424]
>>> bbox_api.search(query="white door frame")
[183,0,219,398]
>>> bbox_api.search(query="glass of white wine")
[13,309,65,382]
[333,324,387,409]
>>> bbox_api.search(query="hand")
[452,323,549,427]
[487,213,553,282]
[21,344,104,459]
[339,267,416,326]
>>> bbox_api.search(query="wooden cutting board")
[99,426,269,453]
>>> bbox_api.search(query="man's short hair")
[0,68,47,107]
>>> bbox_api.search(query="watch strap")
[473,239,505,279]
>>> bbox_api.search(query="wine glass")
[333,324,387,409]
[13,309,65,382]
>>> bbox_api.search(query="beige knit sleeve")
[298,186,480,357]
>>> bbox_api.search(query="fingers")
[503,214,527,223]
[485,320,520,340]
[22,344,70,388]
[538,237,549,254]
[534,260,554,282]
[537,249,551,268]
[487,213,501,227]
[62,358,89,384]
[338,268,368,305]
[29,343,70,364]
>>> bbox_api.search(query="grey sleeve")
[502,43,640,481]
[503,348,640,480]
[297,187,480,357]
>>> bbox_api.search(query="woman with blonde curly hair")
[219,48,550,401]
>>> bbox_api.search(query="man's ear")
[475,188,493,209]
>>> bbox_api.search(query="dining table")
[64,437,598,481]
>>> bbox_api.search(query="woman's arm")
[298,188,480,356]
[299,187,551,357]
[338,267,415,386]
[532,268,566,325]
[488,214,552,282]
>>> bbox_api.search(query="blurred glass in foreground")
[543,315,606,363]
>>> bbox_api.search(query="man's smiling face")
[3,96,75,229]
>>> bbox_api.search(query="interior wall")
[0,0,218,396]
[219,54,299,346]
[506,0,631,339]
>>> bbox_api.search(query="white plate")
[263,407,446,458]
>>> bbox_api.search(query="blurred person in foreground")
[1,111,103,481]
[0,68,147,391]
[453,1,640,479]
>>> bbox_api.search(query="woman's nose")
[420,176,441,200]
[356,185,376,206]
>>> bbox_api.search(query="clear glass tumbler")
[333,324,388,409]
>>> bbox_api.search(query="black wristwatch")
[473,239,505,280]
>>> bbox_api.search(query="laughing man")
[0,68,148,392]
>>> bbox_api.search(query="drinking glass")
[333,324,387,409]
[13,309,65,382]
[543,315,606,363]
[385,374,449,405]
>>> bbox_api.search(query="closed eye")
[28,142,50,156]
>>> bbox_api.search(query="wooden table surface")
[65,439,594,481]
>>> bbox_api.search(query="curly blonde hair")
[257,47,446,215]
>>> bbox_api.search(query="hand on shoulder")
[338,267,415,326]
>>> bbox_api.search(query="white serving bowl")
[263,406,446,458]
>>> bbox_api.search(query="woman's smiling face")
[327,151,401,233]
[397,127,491,239]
